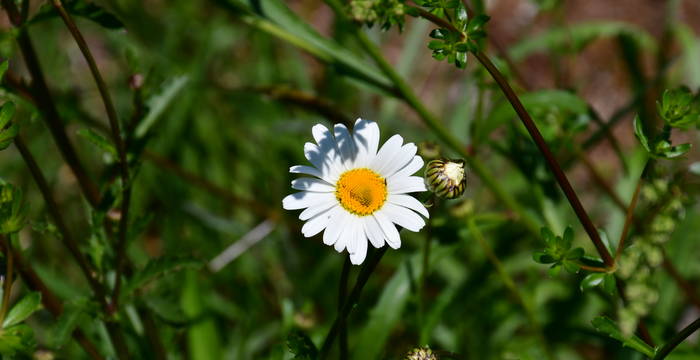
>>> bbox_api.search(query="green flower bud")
[425,159,466,199]
[405,346,438,360]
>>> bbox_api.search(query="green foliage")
[579,272,616,296]
[657,87,700,129]
[0,182,26,235]
[121,257,202,302]
[533,227,584,276]
[31,0,124,29]
[0,292,42,356]
[634,116,692,159]
[421,3,489,69]
[591,316,655,357]
[286,329,318,359]
[349,0,408,31]
[0,101,18,151]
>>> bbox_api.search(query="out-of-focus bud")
[405,346,438,360]
[129,73,144,90]
[425,159,466,199]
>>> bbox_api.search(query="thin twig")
[615,161,649,263]
[472,50,614,267]
[653,317,700,359]
[49,0,132,315]
[2,0,100,206]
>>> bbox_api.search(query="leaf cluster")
[0,292,42,356]
[532,226,584,276]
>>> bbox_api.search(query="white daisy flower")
[282,118,429,265]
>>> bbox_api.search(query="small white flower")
[283,119,429,265]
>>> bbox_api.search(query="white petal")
[301,209,334,237]
[363,216,385,249]
[282,192,334,210]
[388,176,427,194]
[382,203,425,232]
[390,156,424,180]
[379,143,417,178]
[335,215,356,253]
[371,134,403,173]
[323,208,349,246]
[352,119,380,166]
[304,142,341,182]
[350,229,368,265]
[312,124,344,181]
[299,201,338,221]
[373,210,401,249]
[291,178,335,192]
[290,165,322,178]
[388,194,430,218]
[334,124,357,169]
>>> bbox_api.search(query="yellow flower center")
[335,168,387,216]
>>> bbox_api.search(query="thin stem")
[578,264,608,273]
[48,0,132,311]
[2,0,100,206]
[653,317,700,359]
[338,258,351,360]
[319,247,388,359]
[615,161,650,263]
[472,50,614,267]
[14,136,130,358]
[0,239,14,326]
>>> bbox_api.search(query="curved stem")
[48,0,132,312]
[615,160,650,263]
[471,51,614,267]
[653,317,700,359]
[319,247,388,359]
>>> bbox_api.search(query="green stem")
[319,247,388,359]
[653,317,700,359]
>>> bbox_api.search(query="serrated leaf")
[30,0,124,29]
[3,292,42,328]
[77,128,117,157]
[591,316,655,357]
[580,273,605,291]
[121,257,202,301]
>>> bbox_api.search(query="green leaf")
[217,0,393,95]
[633,115,651,153]
[591,316,655,357]
[565,247,584,260]
[603,273,617,296]
[51,300,92,348]
[580,273,605,291]
[121,257,202,301]
[562,260,580,274]
[135,75,189,138]
[30,0,124,29]
[77,128,117,158]
[661,142,692,159]
[286,329,317,359]
[3,292,42,328]
[0,324,35,355]
[509,21,656,61]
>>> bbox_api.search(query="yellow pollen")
[335,168,387,216]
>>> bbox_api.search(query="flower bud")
[424,159,466,199]
[405,346,438,360]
